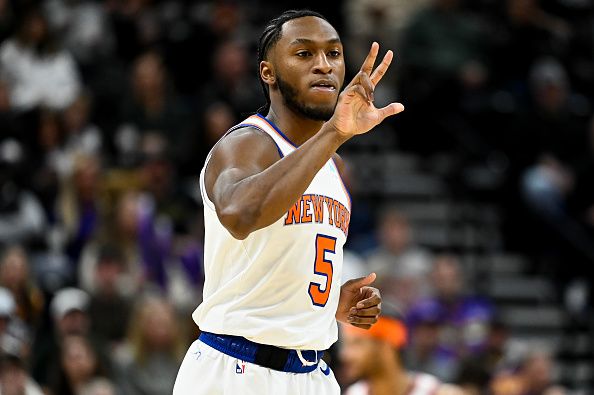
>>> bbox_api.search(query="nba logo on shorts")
[190,344,201,360]
[235,360,246,374]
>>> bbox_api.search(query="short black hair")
[256,9,328,114]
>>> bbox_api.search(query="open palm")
[330,42,404,137]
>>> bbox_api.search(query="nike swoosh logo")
[319,364,331,376]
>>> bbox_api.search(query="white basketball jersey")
[193,114,351,350]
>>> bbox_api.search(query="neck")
[265,103,325,146]
[368,360,410,395]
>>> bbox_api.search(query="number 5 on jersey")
[308,234,336,307]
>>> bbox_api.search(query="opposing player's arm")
[205,126,347,240]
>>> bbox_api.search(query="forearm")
[218,124,347,237]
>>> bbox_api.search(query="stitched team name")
[284,194,350,236]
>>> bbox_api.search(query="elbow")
[218,205,255,240]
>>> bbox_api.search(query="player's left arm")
[336,273,382,330]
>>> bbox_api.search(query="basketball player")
[173,9,404,395]
[341,316,465,395]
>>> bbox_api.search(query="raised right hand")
[327,42,404,139]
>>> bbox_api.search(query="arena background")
[0,0,593,394]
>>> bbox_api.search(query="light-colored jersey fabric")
[173,339,340,395]
[193,114,351,350]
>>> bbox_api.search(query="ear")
[260,60,275,87]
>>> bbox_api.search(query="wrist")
[320,122,350,148]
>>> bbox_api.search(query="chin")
[300,102,336,121]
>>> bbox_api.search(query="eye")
[328,50,341,57]
[296,51,312,57]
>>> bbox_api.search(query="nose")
[313,52,332,74]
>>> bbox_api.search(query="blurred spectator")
[198,39,260,119]
[405,255,494,381]
[520,58,594,267]
[105,0,161,64]
[343,0,431,104]
[187,100,236,175]
[87,244,132,349]
[138,134,187,229]
[49,334,107,395]
[400,0,488,99]
[340,315,464,395]
[0,139,46,246]
[455,319,510,395]
[366,208,432,313]
[78,191,145,297]
[0,286,30,374]
[56,153,103,264]
[193,1,249,43]
[397,0,490,152]
[0,6,80,111]
[344,0,431,63]
[44,0,114,68]
[115,295,184,395]
[28,109,69,214]
[404,301,459,382]
[61,93,103,160]
[491,0,572,92]
[184,45,243,170]
[0,351,43,395]
[30,287,91,390]
[490,351,567,395]
[409,255,494,353]
[136,135,203,302]
[115,50,191,167]
[0,246,44,330]
[28,227,74,294]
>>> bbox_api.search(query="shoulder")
[209,125,281,165]
[204,124,282,188]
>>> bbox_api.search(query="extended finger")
[359,71,374,102]
[360,42,379,75]
[348,315,379,325]
[342,273,376,291]
[370,50,393,86]
[377,102,405,122]
[349,306,381,317]
[355,293,381,310]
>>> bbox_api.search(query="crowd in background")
[0,0,593,394]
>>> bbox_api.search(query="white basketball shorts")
[173,339,340,395]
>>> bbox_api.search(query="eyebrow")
[289,38,342,46]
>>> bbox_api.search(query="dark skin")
[205,16,404,329]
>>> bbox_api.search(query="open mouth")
[311,81,337,92]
